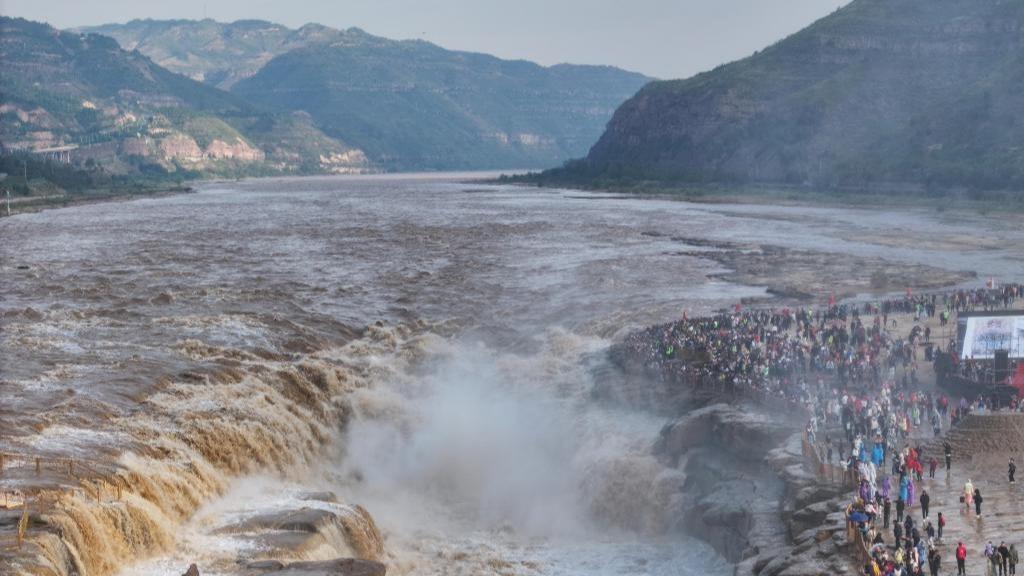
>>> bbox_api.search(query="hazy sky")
[0,0,849,79]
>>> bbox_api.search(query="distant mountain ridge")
[0,17,369,175]
[233,38,651,170]
[77,19,652,171]
[78,19,352,89]
[548,0,1024,194]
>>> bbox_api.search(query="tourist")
[883,498,891,528]
[957,542,968,576]
[920,489,930,519]
[1000,542,1011,576]
[964,479,974,513]
[1010,543,1018,576]
[928,546,941,576]
[1010,458,1016,484]
[929,457,938,479]
[937,512,944,541]
[945,442,953,472]
[975,487,984,517]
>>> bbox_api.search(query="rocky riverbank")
[649,402,859,576]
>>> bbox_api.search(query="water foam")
[327,328,725,575]
[15,325,414,576]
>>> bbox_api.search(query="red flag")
[1011,364,1024,396]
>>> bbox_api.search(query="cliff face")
[573,0,1024,192]
[158,133,204,162]
[654,404,802,563]
[204,138,264,162]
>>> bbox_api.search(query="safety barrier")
[800,435,876,568]
[850,521,872,565]
[0,452,126,551]
[801,434,857,488]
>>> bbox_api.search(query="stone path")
[905,413,1024,575]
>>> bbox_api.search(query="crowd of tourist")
[619,284,1022,405]
[821,385,1023,575]
[619,282,1023,575]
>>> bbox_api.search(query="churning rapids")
[2,174,1023,576]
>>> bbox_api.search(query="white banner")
[961,315,1024,359]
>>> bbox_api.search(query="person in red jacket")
[957,542,968,576]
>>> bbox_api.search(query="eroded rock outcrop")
[216,505,384,563]
[159,133,204,162]
[250,558,385,576]
[205,138,265,162]
[655,403,795,465]
[654,403,802,563]
[733,433,856,576]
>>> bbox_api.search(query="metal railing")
[801,434,857,488]
[0,452,126,551]
[800,434,874,566]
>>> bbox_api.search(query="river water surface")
[3,174,1023,575]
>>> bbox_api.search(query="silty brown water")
[2,173,1023,575]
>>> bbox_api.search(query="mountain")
[550,0,1024,193]
[85,19,652,171]
[0,17,369,175]
[232,35,651,170]
[9,17,648,174]
[78,19,343,90]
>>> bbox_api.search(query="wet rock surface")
[221,508,341,535]
[244,558,386,576]
[655,403,803,563]
[216,504,384,563]
[655,403,795,465]
[737,434,857,576]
